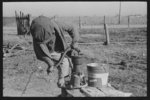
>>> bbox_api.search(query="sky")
[3,2,147,17]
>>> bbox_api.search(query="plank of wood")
[66,89,85,97]
[81,87,106,97]
[99,86,132,97]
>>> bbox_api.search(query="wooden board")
[99,86,132,97]
[81,87,106,97]
[64,84,132,97]
[66,89,85,97]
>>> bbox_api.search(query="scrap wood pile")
[3,38,30,59]
[3,42,25,58]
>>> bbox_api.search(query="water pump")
[55,46,87,89]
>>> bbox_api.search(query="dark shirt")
[30,16,79,59]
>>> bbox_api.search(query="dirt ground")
[3,27,147,97]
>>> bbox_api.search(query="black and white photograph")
[3,1,147,97]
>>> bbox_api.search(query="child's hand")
[47,66,54,75]
[57,78,65,88]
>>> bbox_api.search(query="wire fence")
[54,15,147,28]
[3,15,147,27]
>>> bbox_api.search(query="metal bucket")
[87,63,109,88]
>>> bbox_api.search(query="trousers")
[41,52,71,79]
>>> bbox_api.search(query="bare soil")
[3,27,147,97]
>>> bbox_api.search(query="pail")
[87,63,109,88]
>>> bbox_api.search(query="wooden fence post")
[119,2,121,24]
[128,16,130,28]
[79,16,81,29]
[103,16,110,45]
[104,16,106,24]
[15,11,19,35]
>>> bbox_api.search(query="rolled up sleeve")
[71,25,80,44]
[61,23,80,44]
